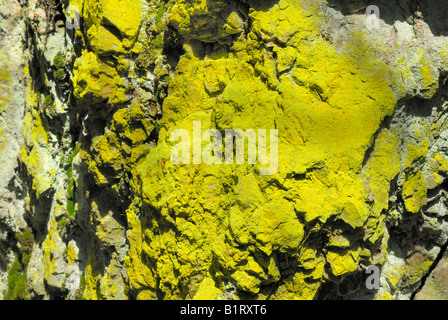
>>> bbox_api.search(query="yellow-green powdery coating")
[20,90,58,199]
[27,0,443,299]
[126,0,398,299]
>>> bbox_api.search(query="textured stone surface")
[0,0,28,299]
[1,0,448,300]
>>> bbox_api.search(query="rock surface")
[0,0,448,300]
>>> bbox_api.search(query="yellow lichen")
[193,277,223,300]
[41,220,67,288]
[403,170,427,214]
[362,128,401,218]
[419,55,438,99]
[67,241,78,266]
[327,248,360,277]
[403,137,429,170]
[126,0,398,299]
[426,152,448,189]
[169,0,244,42]
[20,90,57,198]
[72,51,126,107]
[83,0,142,53]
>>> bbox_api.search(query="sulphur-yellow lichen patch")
[20,92,57,198]
[269,271,322,300]
[362,128,401,217]
[87,24,124,55]
[375,291,394,300]
[275,46,298,73]
[67,241,78,266]
[127,0,398,299]
[169,0,244,42]
[41,220,67,288]
[403,137,429,169]
[83,260,99,300]
[403,170,427,214]
[83,0,142,52]
[327,248,360,277]
[193,277,223,300]
[426,152,448,189]
[73,51,126,107]
[419,55,439,99]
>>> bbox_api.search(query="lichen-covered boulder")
[2,0,448,301]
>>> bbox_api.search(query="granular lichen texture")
[2,0,448,301]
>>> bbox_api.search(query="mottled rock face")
[1,0,448,300]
